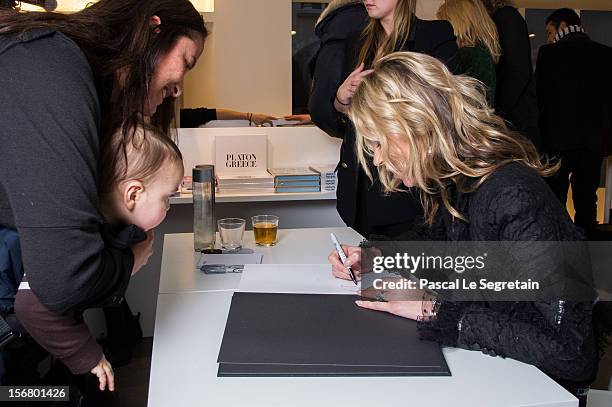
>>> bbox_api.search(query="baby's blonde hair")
[437,0,502,63]
[349,51,556,224]
[100,124,183,197]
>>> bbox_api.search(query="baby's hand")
[131,230,154,275]
[90,354,114,391]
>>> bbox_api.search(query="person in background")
[479,0,539,147]
[544,7,580,44]
[284,114,313,125]
[292,37,319,116]
[333,0,457,239]
[329,52,603,406]
[180,107,277,127]
[536,8,612,239]
[0,0,206,393]
[437,0,501,106]
[309,0,368,139]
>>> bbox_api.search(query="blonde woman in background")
[437,0,501,105]
[331,0,458,239]
[329,51,604,405]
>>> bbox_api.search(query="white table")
[158,227,363,294]
[148,228,577,407]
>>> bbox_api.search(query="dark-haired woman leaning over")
[0,0,206,391]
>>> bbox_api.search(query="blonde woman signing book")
[437,0,501,106]
[328,52,607,405]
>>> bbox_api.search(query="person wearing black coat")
[536,9,612,238]
[329,52,603,406]
[480,0,540,148]
[309,0,368,139]
[332,1,457,239]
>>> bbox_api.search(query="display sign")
[214,134,268,176]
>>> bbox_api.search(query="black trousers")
[547,150,604,238]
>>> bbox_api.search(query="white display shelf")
[170,190,337,204]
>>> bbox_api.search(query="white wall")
[183,0,292,117]
[182,0,445,116]
[181,0,612,119]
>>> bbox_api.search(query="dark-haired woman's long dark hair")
[0,0,207,190]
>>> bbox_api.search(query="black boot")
[99,301,143,367]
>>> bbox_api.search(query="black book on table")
[217,292,450,377]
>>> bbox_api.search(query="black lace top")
[391,163,599,385]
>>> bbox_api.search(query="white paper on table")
[238,264,359,295]
[196,253,263,269]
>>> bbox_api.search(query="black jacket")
[384,163,598,385]
[492,6,540,147]
[309,2,368,139]
[336,19,457,236]
[0,29,133,313]
[536,32,612,154]
[180,107,217,128]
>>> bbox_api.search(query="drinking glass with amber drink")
[252,215,279,246]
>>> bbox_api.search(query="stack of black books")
[217,292,450,377]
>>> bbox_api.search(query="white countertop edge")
[170,190,337,204]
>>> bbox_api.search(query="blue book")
[275,186,321,193]
[275,180,321,188]
[269,168,320,182]
[274,175,320,182]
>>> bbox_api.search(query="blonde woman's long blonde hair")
[349,51,556,225]
[358,0,417,66]
[437,0,502,63]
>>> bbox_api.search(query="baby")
[15,124,184,392]
[99,123,184,233]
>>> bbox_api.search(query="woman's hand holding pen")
[328,245,362,281]
[328,246,431,321]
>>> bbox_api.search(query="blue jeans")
[0,228,23,314]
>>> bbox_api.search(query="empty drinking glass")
[217,218,246,251]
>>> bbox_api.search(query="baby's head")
[100,124,184,231]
